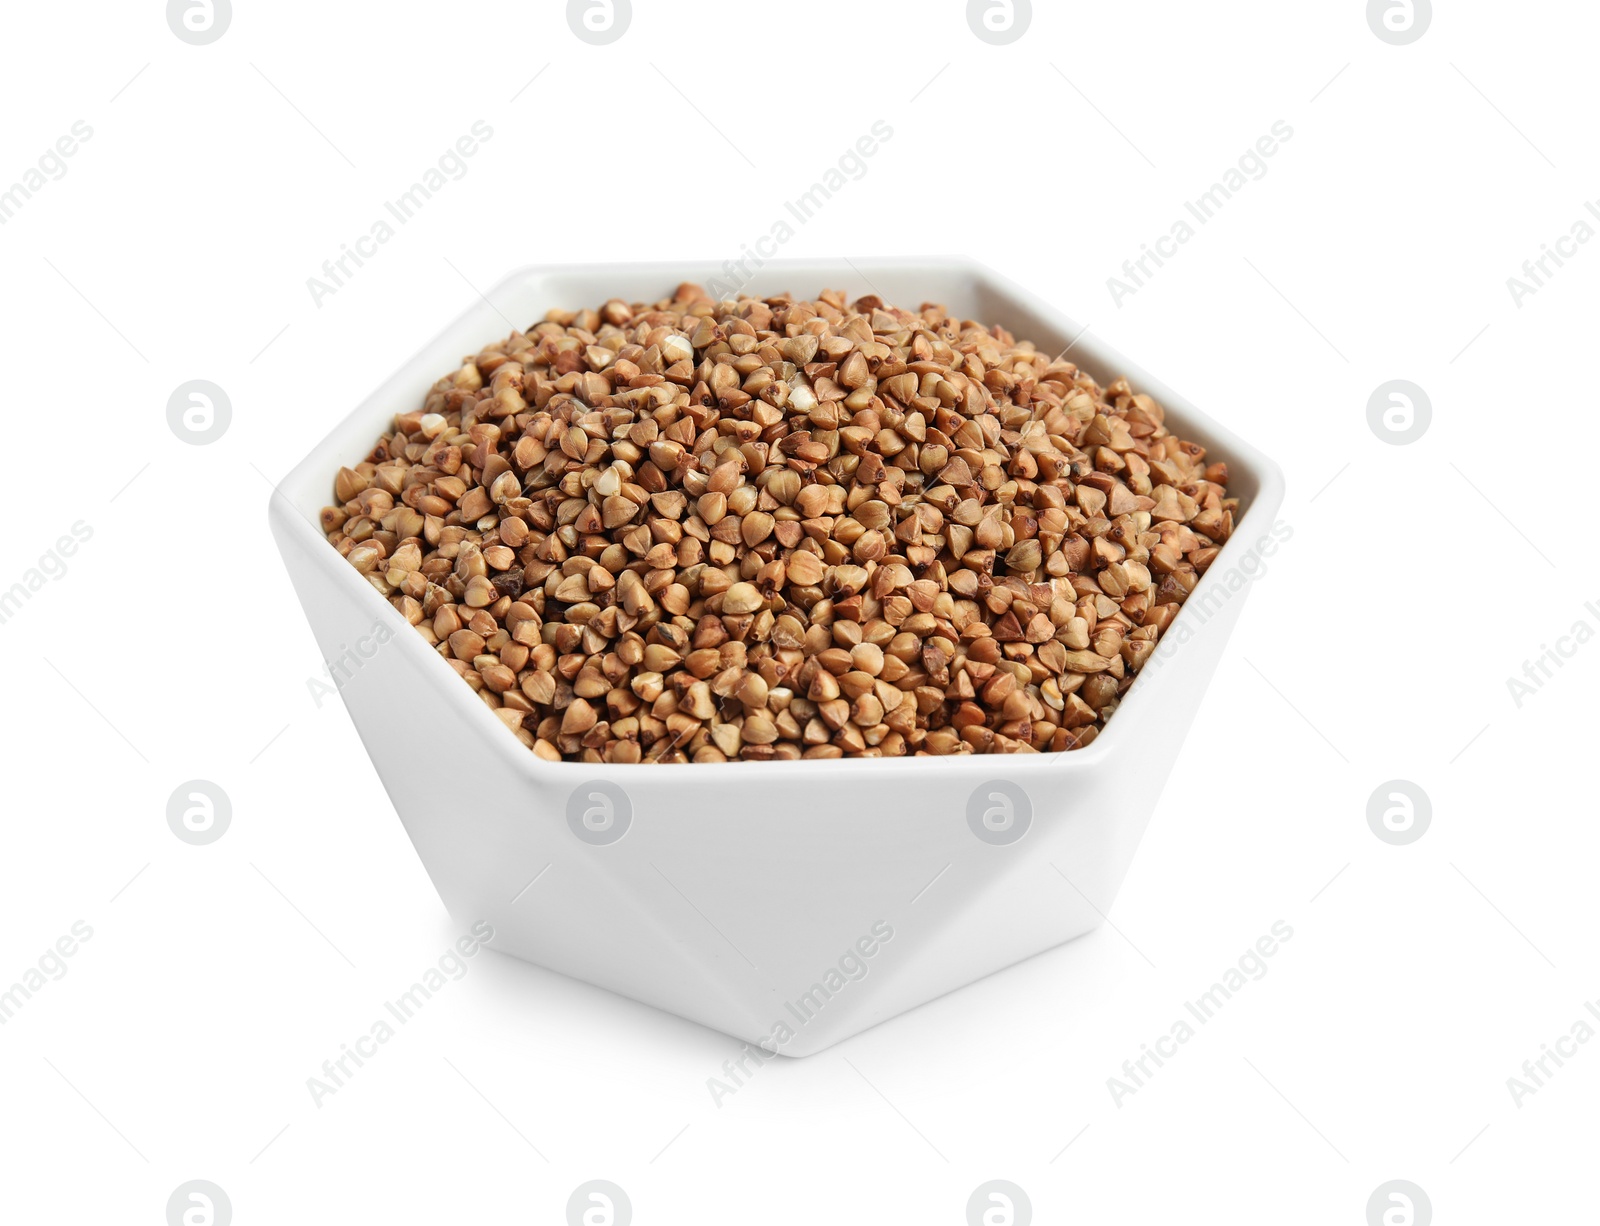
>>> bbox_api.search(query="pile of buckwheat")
[322,285,1236,763]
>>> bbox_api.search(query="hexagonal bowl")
[267,257,1284,1057]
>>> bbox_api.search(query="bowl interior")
[272,257,1283,779]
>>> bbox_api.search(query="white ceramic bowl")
[268,257,1285,1056]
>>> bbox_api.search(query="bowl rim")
[268,255,1286,785]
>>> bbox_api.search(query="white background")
[1,1,1596,1222]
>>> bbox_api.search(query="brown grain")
[320,284,1237,762]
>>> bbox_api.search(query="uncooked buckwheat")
[321,285,1237,763]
